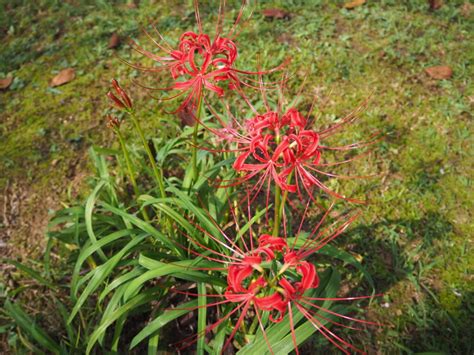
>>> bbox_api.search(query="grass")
[1,0,473,353]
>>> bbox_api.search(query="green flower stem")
[130,112,166,200]
[192,94,204,183]
[272,184,282,236]
[272,130,283,236]
[129,112,174,238]
[272,171,293,236]
[116,129,150,222]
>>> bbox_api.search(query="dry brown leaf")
[262,8,291,20]
[108,33,121,49]
[425,65,453,80]
[126,1,137,9]
[461,2,473,17]
[0,77,13,90]
[429,0,443,10]
[344,0,366,9]
[50,68,76,87]
[277,33,295,45]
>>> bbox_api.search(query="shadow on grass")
[340,212,473,354]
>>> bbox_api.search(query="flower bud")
[107,91,126,110]
[111,79,133,109]
[106,114,121,129]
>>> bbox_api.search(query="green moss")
[438,234,473,313]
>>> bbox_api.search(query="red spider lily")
[223,235,320,324]
[214,91,379,205]
[166,202,381,354]
[126,0,286,113]
[107,79,133,110]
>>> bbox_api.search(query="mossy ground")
[1,0,473,353]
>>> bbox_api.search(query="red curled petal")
[233,150,252,171]
[173,79,196,91]
[254,292,284,311]
[202,78,224,96]
[248,276,266,293]
[284,107,307,129]
[272,139,290,161]
[224,289,250,302]
[298,131,320,159]
[258,234,288,251]
[255,246,275,261]
[258,293,288,323]
[283,251,300,265]
[227,265,253,293]
[242,255,262,266]
[296,262,319,292]
[279,277,296,298]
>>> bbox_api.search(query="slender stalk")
[272,184,281,236]
[279,170,294,216]
[116,129,150,222]
[279,189,289,218]
[272,171,293,236]
[272,129,282,236]
[128,112,175,239]
[192,93,204,183]
[130,113,166,199]
[116,130,139,196]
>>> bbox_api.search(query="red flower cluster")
[169,32,238,92]
[225,104,374,203]
[172,208,380,354]
[231,108,323,198]
[134,31,239,112]
[225,234,319,322]
[128,2,285,113]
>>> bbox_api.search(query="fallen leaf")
[277,33,294,45]
[0,77,13,90]
[429,0,443,10]
[460,2,473,17]
[262,8,291,20]
[50,68,76,87]
[108,33,121,49]
[126,1,137,9]
[425,65,453,80]
[343,0,366,9]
